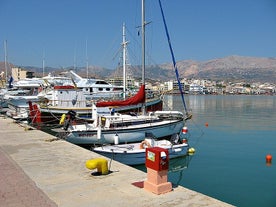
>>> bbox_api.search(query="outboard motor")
[170,133,180,145]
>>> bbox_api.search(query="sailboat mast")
[141,0,146,114]
[86,39,88,78]
[122,23,127,99]
[42,51,45,77]
[4,40,8,83]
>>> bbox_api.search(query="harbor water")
[136,95,276,207]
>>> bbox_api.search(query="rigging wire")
[157,0,190,117]
[189,118,205,147]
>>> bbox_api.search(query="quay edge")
[0,117,234,207]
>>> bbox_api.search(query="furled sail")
[96,84,145,107]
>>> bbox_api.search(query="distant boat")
[63,70,124,101]
[4,78,43,120]
[4,74,72,120]
[93,137,189,165]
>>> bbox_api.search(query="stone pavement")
[0,117,234,207]
[0,148,57,207]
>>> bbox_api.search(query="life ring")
[140,140,151,149]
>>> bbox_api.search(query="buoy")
[97,125,101,139]
[205,122,209,127]
[188,147,195,154]
[266,154,272,165]
[182,139,187,144]
[182,126,188,134]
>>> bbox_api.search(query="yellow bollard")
[86,158,109,175]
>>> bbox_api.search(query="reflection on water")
[163,95,276,131]
[158,95,276,207]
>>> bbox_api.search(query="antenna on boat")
[158,0,191,119]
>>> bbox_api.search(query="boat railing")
[42,99,88,108]
[99,114,162,129]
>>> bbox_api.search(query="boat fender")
[97,125,102,139]
[188,147,195,154]
[59,114,66,125]
[140,140,151,149]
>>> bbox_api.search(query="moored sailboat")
[62,103,184,146]
[61,0,189,147]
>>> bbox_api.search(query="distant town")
[148,78,275,95]
[117,77,276,95]
[1,66,275,95]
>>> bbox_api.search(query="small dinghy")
[92,136,189,166]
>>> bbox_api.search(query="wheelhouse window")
[96,81,109,84]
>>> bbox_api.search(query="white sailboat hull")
[66,118,184,145]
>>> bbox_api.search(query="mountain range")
[1,55,276,83]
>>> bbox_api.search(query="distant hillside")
[112,55,276,83]
[159,56,276,83]
[1,56,276,83]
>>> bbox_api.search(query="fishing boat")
[27,71,123,124]
[34,85,90,123]
[92,136,189,166]
[28,80,162,126]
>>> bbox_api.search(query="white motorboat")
[4,78,43,120]
[93,137,189,165]
[4,75,72,120]
[64,70,124,100]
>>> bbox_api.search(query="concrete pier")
[0,117,234,207]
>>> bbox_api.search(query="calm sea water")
[136,95,276,207]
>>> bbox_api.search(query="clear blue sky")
[0,0,275,69]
